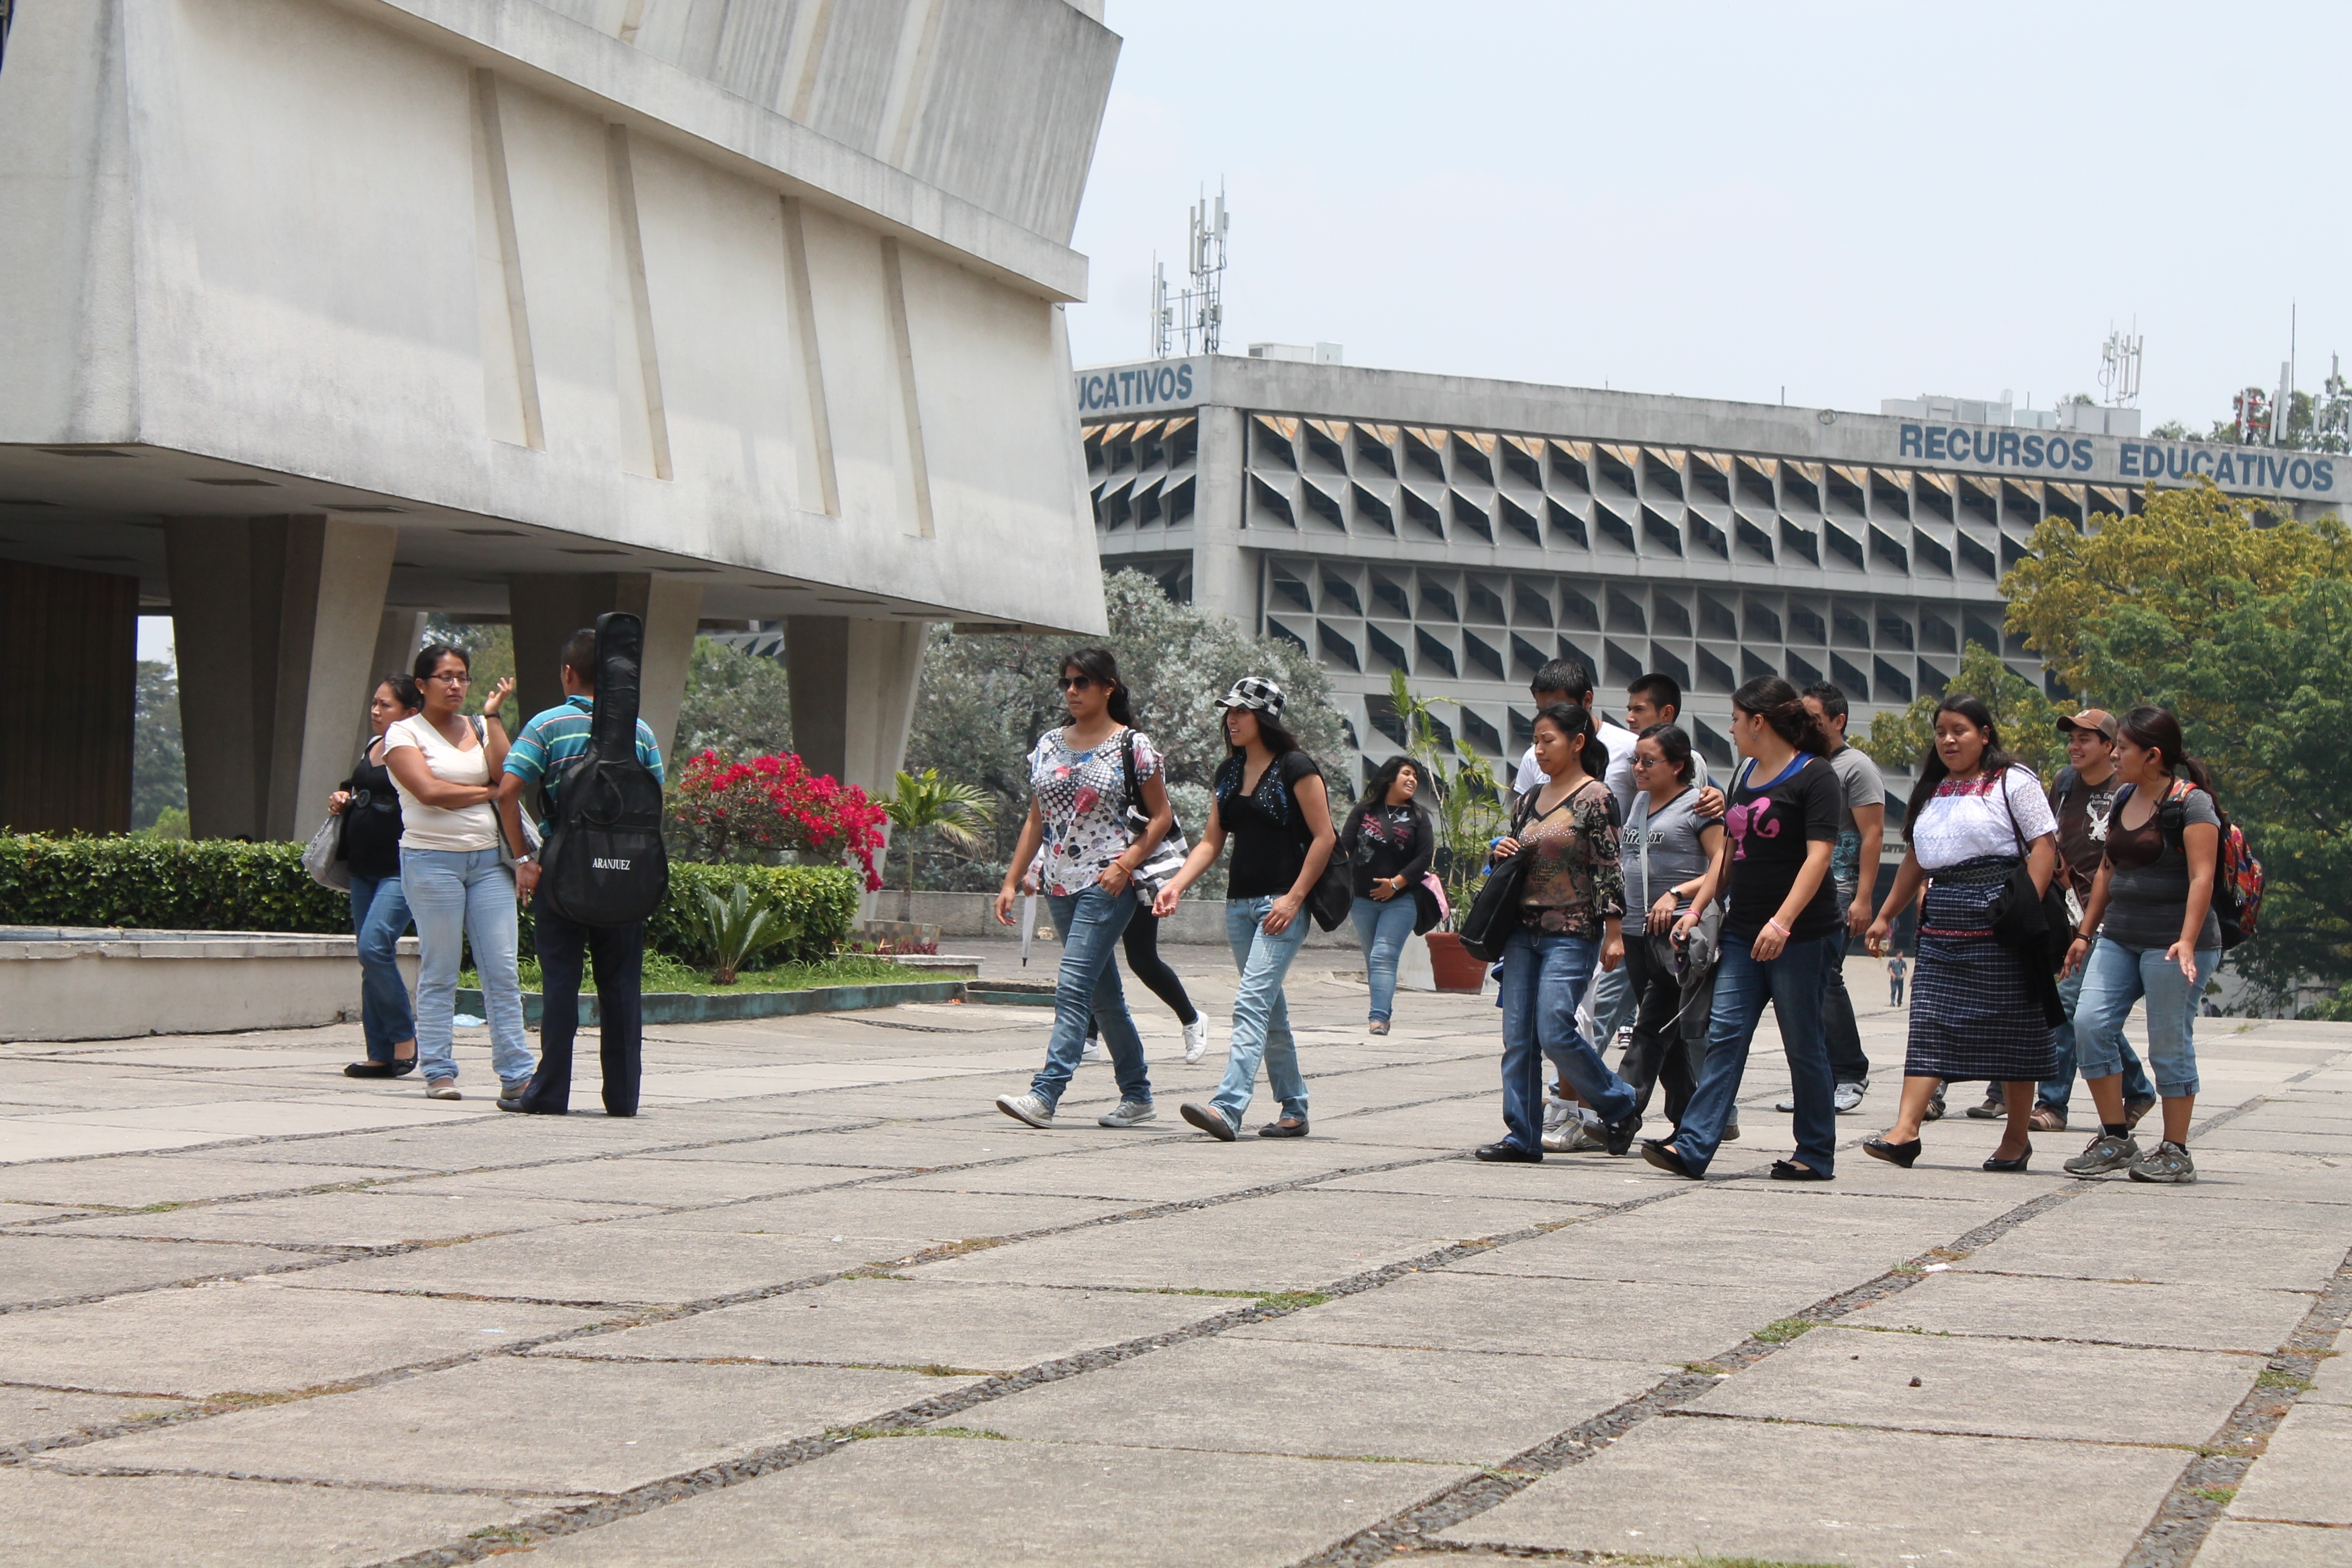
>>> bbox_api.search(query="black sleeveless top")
[339,740,406,881]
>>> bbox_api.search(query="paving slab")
[0,1278,602,1397]
[919,1189,1569,1293]
[1957,1204,2352,1288]
[1309,1158,1670,1205]
[0,1234,304,1307]
[537,1277,1234,1373]
[46,1190,656,1246]
[66,1355,972,1495]
[2194,1520,2352,1567]
[15,1099,488,1140]
[1227,1268,1817,1366]
[2226,1401,2352,1525]
[0,1155,404,1210]
[276,1222,866,1305]
[653,1186,1125,1246]
[2073,1147,2352,1206]
[2305,1329,2350,1404]
[0,1385,193,1448]
[1688,1321,2256,1443]
[641,1122,1133,1168]
[1445,1414,2190,1565]
[978,1332,1672,1464]
[236,1113,835,1169]
[1844,1268,2314,1354]
[519,1433,1471,1568]
[0,1467,541,1568]
[390,1157,874,1207]
[881,1141,1388,1202]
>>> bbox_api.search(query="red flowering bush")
[667,750,888,890]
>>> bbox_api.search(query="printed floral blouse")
[1029,727,1159,896]
[1512,778,1625,938]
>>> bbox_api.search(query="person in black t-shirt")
[1152,677,1337,1141]
[329,672,423,1080]
[1644,677,1843,1182]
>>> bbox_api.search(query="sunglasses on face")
[1057,676,1096,692]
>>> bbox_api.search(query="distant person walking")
[1340,755,1434,1036]
[497,628,667,1117]
[1886,952,1906,1007]
[384,644,532,1102]
[1617,722,1725,1135]
[1154,677,1336,1140]
[1863,696,2060,1174]
[993,649,1173,1131]
[2061,706,2225,1185]
[331,672,423,1079]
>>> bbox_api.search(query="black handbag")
[536,612,671,929]
[1456,846,1532,962]
[1987,766,2073,976]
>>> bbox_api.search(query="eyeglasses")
[1056,676,1095,692]
[1631,755,1663,768]
[424,671,471,685]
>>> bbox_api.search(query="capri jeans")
[2073,937,2218,1100]
[1350,894,1418,1023]
[401,847,534,1088]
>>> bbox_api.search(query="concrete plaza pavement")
[2,944,2348,1568]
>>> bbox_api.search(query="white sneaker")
[1833,1081,1869,1114]
[1098,1099,1157,1128]
[1080,1040,1109,1064]
[1542,1119,1606,1153]
[1183,1016,1210,1064]
[995,1092,1053,1128]
[1542,1096,1576,1136]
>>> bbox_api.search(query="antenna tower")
[1151,182,1227,357]
[2098,323,2142,407]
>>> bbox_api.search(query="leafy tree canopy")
[1854,642,2063,779]
[675,636,794,761]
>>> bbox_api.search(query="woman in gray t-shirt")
[1619,723,1726,1129]
[2060,706,2223,1186]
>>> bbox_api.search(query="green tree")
[881,768,993,919]
[674,636,794,761]
[130,660,186,831]
[1854,643,2064,780]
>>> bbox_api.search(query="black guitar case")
[536,612,670,928]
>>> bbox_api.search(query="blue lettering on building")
[1075,361,1204,413]
[1891,422,2328,494]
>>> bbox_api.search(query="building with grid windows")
[1079,355,2343,806]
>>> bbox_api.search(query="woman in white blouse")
[1863,696,2061,1173]
[383,644,533,1103]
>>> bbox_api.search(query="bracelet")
[1765,917,1793,937]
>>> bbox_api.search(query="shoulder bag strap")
[1997,765,2030,860]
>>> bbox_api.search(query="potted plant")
[1376,671,1504,992]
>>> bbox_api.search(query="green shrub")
[0,834,859,964]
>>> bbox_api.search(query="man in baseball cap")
[2055,707,2119,742]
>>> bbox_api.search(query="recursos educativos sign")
[1895,423,2335,500]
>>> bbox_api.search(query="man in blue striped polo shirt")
[495,627,666,1117]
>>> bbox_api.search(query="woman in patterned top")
[1474,703,1643,1163]
[991,649,1175,1133]
[1339,756,1434,1036]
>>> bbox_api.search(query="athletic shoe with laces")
[2062,1131,2139,1178]
[1964,1091,2005,1119]
[1542,1096,1577,1136]
[995,1092,1054,1128]
[1080,1040,1109,1064]
[1097,1099,1156,1128]
[1183,1016,1211,1065]
[2128,1140,2197,1184]
[1832,1081,1868,1114]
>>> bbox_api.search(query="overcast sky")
[1067,1,2348,432]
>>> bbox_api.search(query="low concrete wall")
[0,928,420,1042]
[859,891,1362,949]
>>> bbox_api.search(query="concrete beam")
[785,616,925,797]
[508,573,704,766]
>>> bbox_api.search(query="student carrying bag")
[535,612,670,928]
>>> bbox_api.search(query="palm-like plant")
[884,769,995,921]
[695,882,801,985]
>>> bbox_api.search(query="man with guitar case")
[497,615,669,1117]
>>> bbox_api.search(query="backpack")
[2153,779,2263,950]
[535,612,671,928]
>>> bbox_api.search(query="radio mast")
[1151,182,1228,357]
[2098,323,2142,407]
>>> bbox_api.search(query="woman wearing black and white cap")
[1153,676,1337,1140]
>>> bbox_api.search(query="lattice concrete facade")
[1079,356,2343,800]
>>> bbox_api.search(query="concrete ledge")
[859,892,1361,949]
[458,972,976,1028]
[0,927,421,1042]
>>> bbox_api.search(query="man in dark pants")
[495,628,667,1117]
[1774,684,1883,1115]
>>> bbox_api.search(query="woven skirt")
[1905,876,2059,1084]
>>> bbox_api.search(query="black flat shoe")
[1863,1135,1923,1168]
[1256,1118,1308,1138]
[1473,1140,1542,1163]
[1639,1140,1700,1179]
[1983,1143,2033,1173]
[1771,1159,1832,1181]
[343,1058,417,1079]
[1603,1114,1643,1157]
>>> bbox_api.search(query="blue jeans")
[1498,927,1636,1153]
[1674,932,1836,1176]
[1213,896,1313,1124]
[1821,918,1870,1085]
[347,872,415,1060]
[1351,894,1418,1023]
[1587,958,1633,1043]
[2075,937,2218,1100]
[2039,960,2153,1114]
[1030,885,1150,1111]
[400,847,533,1088]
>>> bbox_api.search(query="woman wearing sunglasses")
[993,649,1175,1130]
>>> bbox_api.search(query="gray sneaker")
[1097,1098,1156,1128]
[2128,1140,2197,1184]
[2063,1131,2139,1178]
[995,1092,1054,1129]
[1542,1119,1607,1154]
[1833,1081,1868,1114]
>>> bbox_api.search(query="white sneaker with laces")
[995,1092,1053,1128]
[1098,1099,1156,1128]
[1183,1016,1210,1064]
[1542,1097,1575,1135]
[1832,1081,1868,1114]
[1080,1040,1109,1063]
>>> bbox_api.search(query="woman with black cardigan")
[1339,756,1434,1035]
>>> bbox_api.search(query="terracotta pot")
[1424,932,1488,992]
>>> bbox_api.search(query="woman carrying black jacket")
[329,672,423,1079]
[1339,756,1434,1035]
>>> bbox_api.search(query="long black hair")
[1346,754,1431,837]
[1060,646,1134,726]
[412,642,470,683]
[2117,704,2214,794]
[1903,693,2023,825]
[1730,675,1832,756]
[1532,701,1609,783]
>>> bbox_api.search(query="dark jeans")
[347,871,415,1061]
[1619,934,1700,1124]
[1498,927,1636,1154]
[1673,932,1836,1177]
[1090,907,1197,1038]
[522,904,643,1117]
[1822,908,1869,1086]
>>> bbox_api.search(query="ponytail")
[1730,676,1831,756]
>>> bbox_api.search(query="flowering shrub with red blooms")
[667,750,888,890]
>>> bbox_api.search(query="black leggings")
[1088,907,1197,1036]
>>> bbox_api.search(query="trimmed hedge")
[0,835,859,964]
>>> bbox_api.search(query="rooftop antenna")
[1148,254,1172,358]
[1152,181,1227,358]
[2098,321,2143,407]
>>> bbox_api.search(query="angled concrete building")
[0,0,1114,838]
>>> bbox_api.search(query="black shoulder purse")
[1457,793,1537,962]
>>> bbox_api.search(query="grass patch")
[459,952,913,997]
[1252,1291,1332,1313]
[829,1424,1006,1441]
[837,1268,912,1282]
[467,1526,533,1545]
[2188,1485,2239,1505]
[1754,1318,1817,1344]
[2256,1369,2312,1393]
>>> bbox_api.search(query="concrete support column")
[0,560,138,834]
[165,515,397,842]
[506,573,703,764]
[1190,405,1252,625]
[785,616,926,796]
[359,609,428,753]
